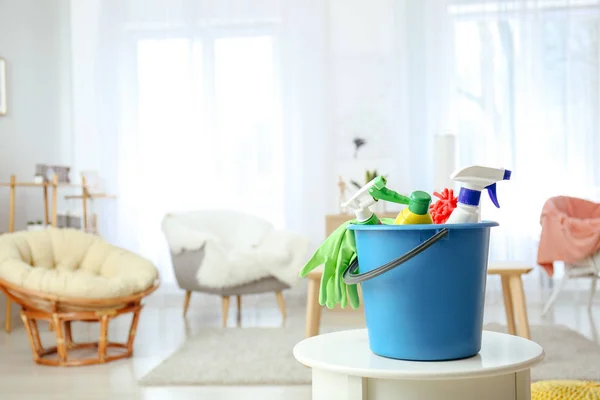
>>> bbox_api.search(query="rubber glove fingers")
[344,253,360,309]
[333,229,357,302]
[299,253,324,278]
[319,259,336,306]
[325,276,337,309]
[339,279,348,308]
[318,233,349,306]
[347,282,360,309]
[300,220,354,277]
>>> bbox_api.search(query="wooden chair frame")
[0,277,159,366]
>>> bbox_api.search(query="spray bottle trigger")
[486,183,500,208]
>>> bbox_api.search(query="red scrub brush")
[429,188,458,224]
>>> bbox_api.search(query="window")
[134,33,283,264]
[451,2,600,264]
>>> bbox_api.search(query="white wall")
[329,0,407,205]
[0,0,72,229]
[327,0,455,214]
[0,0,72,323]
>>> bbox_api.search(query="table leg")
[515,369,531,400]
[313,370,367,400]
[501,276,516,335]
[509,275,531,340]
[306,278,322,338]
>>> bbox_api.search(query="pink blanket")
[537,196,600,277]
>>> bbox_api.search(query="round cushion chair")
[531,380,600,399]
[0,228,159,366]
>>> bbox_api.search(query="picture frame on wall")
[0,58,6,116]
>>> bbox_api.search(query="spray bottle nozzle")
[486,183,500,208]
[485,169,511,208]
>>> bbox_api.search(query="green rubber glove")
[329,217,395,308]
[299,219,355,308]
[299,216,396,309]
[334,228,358,309]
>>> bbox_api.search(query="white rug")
[139,324,600,386]
[486,323,600,382]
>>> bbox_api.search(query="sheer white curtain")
[69,0,600,287]
[70,0,329,282]
[448,0,600,284]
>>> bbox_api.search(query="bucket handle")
[342,228,449,285]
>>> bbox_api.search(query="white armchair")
[161,210,309,326]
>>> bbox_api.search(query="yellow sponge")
[532,380,600,399]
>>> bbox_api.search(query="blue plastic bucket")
[344,221,498,361]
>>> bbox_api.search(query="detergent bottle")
[341,176,411,224]
[394,191,433,225]
[445,165,511,224]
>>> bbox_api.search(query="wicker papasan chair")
[0,228,159,366]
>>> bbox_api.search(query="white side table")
[293,329,544,400]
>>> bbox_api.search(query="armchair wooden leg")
[52,314,68,364]
[5,298,11,333]
[276,291,286,319]
[183,291,192,318]
[98,315,109,363]
[222,296,230,327]
[21,313,39,362]
[64,321,73,348]
[236,295,242,324]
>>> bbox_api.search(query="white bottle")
[445,165,511,224]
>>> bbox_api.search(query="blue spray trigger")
[485,183,500,208]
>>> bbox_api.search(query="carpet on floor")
[138,323,600,386]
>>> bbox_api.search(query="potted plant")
[350,169,381,190]
[26,220,46,231]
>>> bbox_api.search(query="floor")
[0,281,599,400]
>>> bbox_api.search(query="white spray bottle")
[445,165,511,224]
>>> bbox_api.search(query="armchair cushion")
[162,210,309,289]
[162,210,273,253]
[0,228,158,298]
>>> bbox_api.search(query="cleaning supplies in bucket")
[299,176,409,309]
[394,191,433,225]
[338,164,511,361]
[446,165,511,224]
[343,222,498,361]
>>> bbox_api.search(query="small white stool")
[293,329,544,400]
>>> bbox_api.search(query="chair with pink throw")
[537,196,600,314]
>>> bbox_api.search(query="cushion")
[0,228,158,298]
[162,209,274,252]
[531,380,600,399]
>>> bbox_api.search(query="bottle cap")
[408,191,431,215]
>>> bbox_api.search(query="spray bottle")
[445,165,511,224]
[342,176,410,224]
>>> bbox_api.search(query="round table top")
[293,329,544,380]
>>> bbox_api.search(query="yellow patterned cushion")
[532,380,600,399]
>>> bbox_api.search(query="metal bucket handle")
[342,228,449,285]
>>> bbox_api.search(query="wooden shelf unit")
[0,173,115,333]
